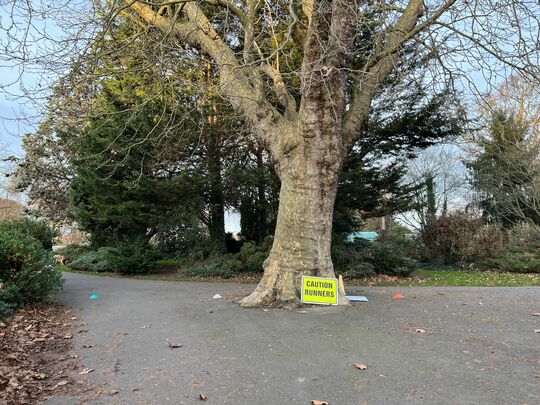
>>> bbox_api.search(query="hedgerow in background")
[420,212,507,264]
[0,219,63,319]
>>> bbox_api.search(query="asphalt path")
[50,272,540,404]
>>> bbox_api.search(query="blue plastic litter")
[346,295,368,302]
[89,294,98,300]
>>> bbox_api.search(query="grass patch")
[346,268,540,287]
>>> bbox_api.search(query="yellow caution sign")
[301,276,338,305]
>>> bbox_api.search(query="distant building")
[346,231,378,243]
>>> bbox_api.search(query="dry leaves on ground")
[0,304,90,404]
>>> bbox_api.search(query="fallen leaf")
[530,312,540,317]
[198,393,207,400]
[9,378,21,389]
[311,401,329,405]
[354,363,368,370]
[415,328,427,333]
[534,329,540,333]
[110,390,119,395]
[63,334,73,339]
[78,368,94,375]
[168,342,183,349]
[56,380,69,387]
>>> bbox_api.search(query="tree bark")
[240,123,348,307]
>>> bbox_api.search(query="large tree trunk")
[240,123,348,307]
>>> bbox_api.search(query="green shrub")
[333,230,417,278]
[70,247,116,272]
[183,256,234,278]
[344,260,376,278]
[153,224,210,260]
[229,241,270,273]
[0,221,63,319]
[480,239,540,273]
[56,244,92,263]
[332,236,374,278]
[107,237,156,274]
[69,238,155,275]
[370,243,416,277]
[0,283,22,319]
[0,217,58,250]
[181,237,273,278]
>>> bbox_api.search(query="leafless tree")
[398,144,469,232]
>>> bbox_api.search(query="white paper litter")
[346,295,368,302]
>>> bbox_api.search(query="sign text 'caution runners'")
[301,276,338,305]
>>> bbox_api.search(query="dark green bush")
[180,236,273,278]
[229,240,270,273]
[0,217,58,250]
[70,247,116,272]
[370,242,416,276]
[55,244,92,263]
[0,221,63,319]
[480,239,540,273]
[344,260,376,278]
[107,237,156,274]
[0,283,22,319]
[332,229,418,278]
[153,224,210,260]
[183,256,235,278]
[332,236,375,278]
[69,238,155,274]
